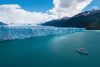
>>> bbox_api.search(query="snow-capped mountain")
[42,10,100,30]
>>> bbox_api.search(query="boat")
[76,48,88,55]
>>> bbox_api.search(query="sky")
[84,0,100,10]
[0,0,99,25]
[0,0,53,12]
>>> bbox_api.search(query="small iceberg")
[76,48,88,55]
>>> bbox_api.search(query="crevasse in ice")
[0,26,85,41]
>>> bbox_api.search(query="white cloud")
[0,0,92,25]
[50,0,92,18]
[0,4,55,25]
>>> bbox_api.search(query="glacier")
[0,26,85,41]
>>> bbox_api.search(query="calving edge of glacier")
[0,26,85,41]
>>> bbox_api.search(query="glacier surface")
[0,26,85,41]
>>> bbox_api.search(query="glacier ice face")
[0,26,85,41]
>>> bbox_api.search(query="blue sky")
[84,0,100,10]
[0,0,53,12]
[0,0,99,12]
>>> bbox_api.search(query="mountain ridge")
[0,22,6,25]
[42,9,100,30]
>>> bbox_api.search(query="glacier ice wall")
[0,26,85,41]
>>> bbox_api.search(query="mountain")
[42,10,100,30]
[41,17,69,27]
[0,22,6,25]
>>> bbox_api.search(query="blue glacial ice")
[0,26,85,41]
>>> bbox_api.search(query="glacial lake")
[0,30,100,67]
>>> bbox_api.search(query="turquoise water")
[0,30,100,67]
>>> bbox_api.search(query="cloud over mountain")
[50,0,92,18]
[0,0,92,25]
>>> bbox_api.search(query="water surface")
[0,30,100,67]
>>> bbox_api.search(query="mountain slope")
[0,22,6,25]
[41,17,69,27]
[42,10,100,30]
